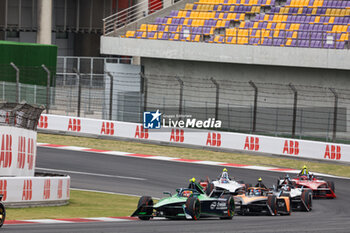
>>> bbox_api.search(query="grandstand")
[100,0,350,141]
[120,0,350,49]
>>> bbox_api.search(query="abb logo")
[68,118,81,132]
[22,180,32,201]
[244,136,259,151]
[38,115,48,128]
[0,134,12,168]
[43,179,51,200]
[0,180,7,201]
[283,140,299,155]
[57,180,63,199]
[206,133,221,147]
[135,125,149,139]
[67,179,70,198]
[17,136,26,169]
[170,129,184,142]
[324,145,341,160]
[27,138,35,170]
[101,122,115,135]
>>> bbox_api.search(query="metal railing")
[103,0,176,35]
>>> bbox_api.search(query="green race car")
[131,178,235,220]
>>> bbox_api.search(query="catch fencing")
[1,64,350,142]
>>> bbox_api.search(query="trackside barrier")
[0,176,70,205]
[38,114,350,163]
[0,126,37,177]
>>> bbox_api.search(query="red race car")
[290,175,336,199]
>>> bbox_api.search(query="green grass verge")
[7,190,139,220]
[38,133,350,177]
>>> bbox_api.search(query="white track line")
[36,167,146,181]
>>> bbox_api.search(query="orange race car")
[234,187,291,216]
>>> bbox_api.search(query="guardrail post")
[140,72,148,114]
[210,77,219,120]
[289,83,298,138]
[107,72,114,120]
[249,80,258,133]
[10,62,20,103]
[329,88,338,142]
[41,64,51,113]
[174,76,184,119]
[73,68,82,117]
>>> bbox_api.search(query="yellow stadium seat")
[286,38,292,46]
[267,22,273,29]
[227,13,235,20]
[230,6,235,11]
[295,24,300,30]
[329,17,335,24]
[264,15,269,21]
[167,18,172,24]
[240,21,246,28]
[312,8,317,14]
[126,31,135,38]
[253,22,259,28]
[297,8,303,14]
[330,9,336,16]
[335,9,341,16]
[239,14,245,20]
[185,4,193,10]
[140,24,147,31]
[341,25,347,32]
[292,31,298,38]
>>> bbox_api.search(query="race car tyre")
[186,196,201,220]
[220,195,235,220]
[205,182,215,196]
[137,196,153,220]
[267,195,278,216]
[0,203,5,228]
[301,189,312,211]
[327,181,335,193]
[282,195,291,215]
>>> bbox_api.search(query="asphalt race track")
[4,147,350,233]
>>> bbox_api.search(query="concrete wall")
[101,37,350,71]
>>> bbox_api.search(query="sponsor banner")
[0,176,70,203]
[38,114,350,163]
[0,126,37,177]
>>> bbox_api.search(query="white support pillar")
[37,0,52,44]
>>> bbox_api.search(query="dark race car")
[0,195,5,227]
[131,178,235,220]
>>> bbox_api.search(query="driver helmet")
[254,189,261,196]
[221,168,229,179]
[281,184,290,191]
[182,190,193,197]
